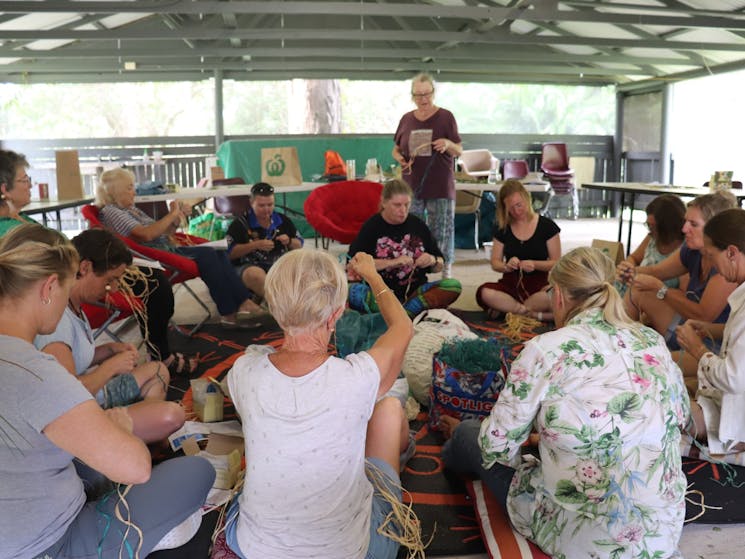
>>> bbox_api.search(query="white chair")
[458,149,499,179]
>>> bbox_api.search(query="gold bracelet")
[374,287,390,299]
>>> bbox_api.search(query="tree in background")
[0,79,614,138]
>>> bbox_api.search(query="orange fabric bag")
[324,150,347,177]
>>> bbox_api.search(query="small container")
[38,183,49,200]
[345,159,356,181]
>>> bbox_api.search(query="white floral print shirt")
[480,308,690,559]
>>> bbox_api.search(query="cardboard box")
[55,150,84,200]
[182,433,244,490]
[168,421,245,491]
[591,239,624,265]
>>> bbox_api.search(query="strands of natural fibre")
[683,423,745,489]
[401,143,432,175]
[403,265,417,301]
[515,268,531,303]
[118,266,155,357]
[437,338,502,374]
[366,461,432,559]
[504,312,542,342]
[108,484,144,559]
[210,472,245,545]
[685,485,723,523]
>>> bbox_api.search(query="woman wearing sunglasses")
[392,72,462,278]
[226,181,303,302]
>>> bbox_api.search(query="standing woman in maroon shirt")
[393,73,462,279]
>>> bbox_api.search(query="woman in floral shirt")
[442,247,690,559]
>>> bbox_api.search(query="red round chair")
[304,180,383,245]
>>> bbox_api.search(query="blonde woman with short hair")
[224,249,419,559]
[621,191,738,349]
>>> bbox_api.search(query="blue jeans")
[224,457,402,559]
[441,419,515,511]
[175,246,252,316]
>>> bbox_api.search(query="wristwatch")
[656,285,668,300]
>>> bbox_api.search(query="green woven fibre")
[437,338,502,373]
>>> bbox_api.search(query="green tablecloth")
[217,136,395,238]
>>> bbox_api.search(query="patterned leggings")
[410,198,455,266]
[348,278,462,318]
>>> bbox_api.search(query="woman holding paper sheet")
[393,72,462,278]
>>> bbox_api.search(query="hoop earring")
[42,297,51,305]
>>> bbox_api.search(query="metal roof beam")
[0,45,696,67]
[1,58,646,76]
[2,28,745,52]
[2,1,745,29]
[0,68,615,86]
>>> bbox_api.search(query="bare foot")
[439,415,461,439]
[239,299,263,314]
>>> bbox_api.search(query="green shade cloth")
[217,136,395,238]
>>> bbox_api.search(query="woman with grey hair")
[441,247,689,559]
[393,72,462,278]
[96,167,263,328]
[223,249,420,559]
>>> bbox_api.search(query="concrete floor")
[115,215,739,558]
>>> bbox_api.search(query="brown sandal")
[166,352,200,376]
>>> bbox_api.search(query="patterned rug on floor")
[159,309,745,558]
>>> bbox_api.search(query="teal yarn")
[437,338,502,373]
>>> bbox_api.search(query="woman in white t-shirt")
[224,249,420,559]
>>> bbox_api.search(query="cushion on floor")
[465,480,551,559]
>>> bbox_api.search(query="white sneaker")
[150,509,203,552]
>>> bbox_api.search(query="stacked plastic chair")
[540,142,578,219]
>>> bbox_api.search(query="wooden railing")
[1,132,618,224]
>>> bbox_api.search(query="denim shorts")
[223,457,403,559]
[101,373,141,408]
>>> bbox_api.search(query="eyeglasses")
[251,183,275,196]
[411,90,434,99]
[546,286,554,297]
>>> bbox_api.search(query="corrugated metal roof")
[0,0,744,89]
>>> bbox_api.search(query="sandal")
[486,308,505,321]
[166,352,200,376]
